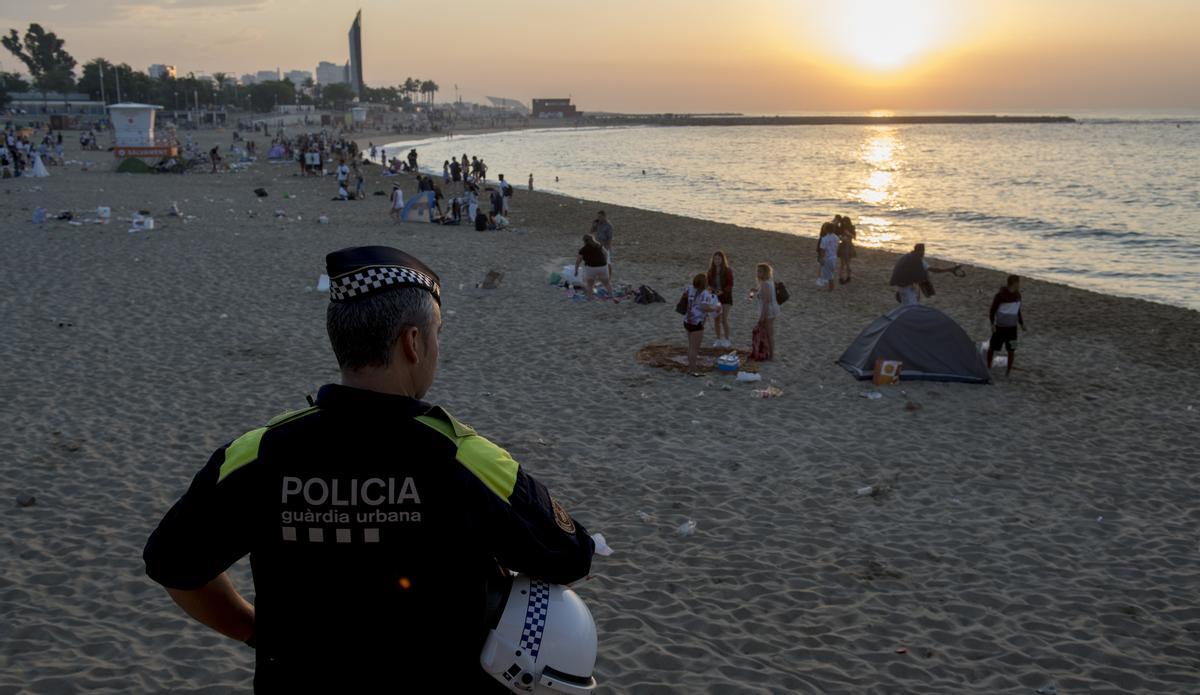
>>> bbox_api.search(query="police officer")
[143,246,595,692]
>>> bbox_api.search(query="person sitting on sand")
[706,251,734,348]
[750,262,780,360]
[488,187,503,216]
[890,243,961,305]
[574,235,616,301]
[683,273,721,375]
[988,274,1027,376]
[487,212,509,230]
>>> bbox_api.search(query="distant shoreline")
[589,114,1076,126]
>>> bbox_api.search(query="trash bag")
[634,285,665,304]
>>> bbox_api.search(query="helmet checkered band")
[519,579,551,661]
[330,265,441,303]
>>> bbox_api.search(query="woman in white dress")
[751,263,780,360]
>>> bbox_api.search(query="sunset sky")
[1,0,1197,113]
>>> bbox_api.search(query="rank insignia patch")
[551,496,576,534]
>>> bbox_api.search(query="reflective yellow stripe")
[217,406,319,484]
[218,427,266,483]
[267,405,319,427]
[416,411,519,503]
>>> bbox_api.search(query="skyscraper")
[347,10,363,98]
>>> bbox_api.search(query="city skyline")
[1,0,1197,113]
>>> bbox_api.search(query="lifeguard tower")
[108,103,178,159]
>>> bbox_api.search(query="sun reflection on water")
[853,127,904,248]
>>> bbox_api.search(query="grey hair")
[326,287,437,370]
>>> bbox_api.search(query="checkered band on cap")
[519,579,551,661]
[330,265,441,303]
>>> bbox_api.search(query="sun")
[822,0,956,71]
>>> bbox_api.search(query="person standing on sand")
[890,243,960,305]
[838,216,856,284]
[706,251,734,348]
[528,173,534,192]
[143,246,593,693]
[683,273,721,375]
[210,145,222,173]
[750,263,780,360]
[818,223,839,292]
[591,211,614,277]
[497,174,511,216]
[988,274,1026,376]
[390,184,404,222]
[575,235,617,300]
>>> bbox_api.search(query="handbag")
[775,281,790,304]
[675,289,689,315]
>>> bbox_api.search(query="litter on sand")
[752,385,784,399]
[677,520,697,537]
[735,371,761,382]
[316,274,330,292]
[861,391,883,400]
[590,533,614,556]
[478,270,504,289]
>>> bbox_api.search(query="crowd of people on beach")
[665,211,1025,377]
[373,146,520,229]
[1,125,66,177]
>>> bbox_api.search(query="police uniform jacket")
[144,384,595,693]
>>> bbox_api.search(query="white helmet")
[480,576,598,693]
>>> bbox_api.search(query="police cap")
[326,245,441,305]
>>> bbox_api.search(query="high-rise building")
[148,64,177,80]
[316,61,347,85]
[347,10,363,97]
[240,74,257,86]
[284,70,312,86]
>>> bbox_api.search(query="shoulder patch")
[416,407,518,503]
[551,496,576,534]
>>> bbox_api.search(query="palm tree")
[428,81,439,104]
[403,77,418,103]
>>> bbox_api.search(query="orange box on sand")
[873,359,902,385]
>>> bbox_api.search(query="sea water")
[387,118,1200,310]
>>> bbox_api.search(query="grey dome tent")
[837,304,990,384]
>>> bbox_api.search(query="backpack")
[675,289,690,315]
[775,281,790,304]
[503,183,513,197]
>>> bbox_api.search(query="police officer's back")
[144,246,595,692]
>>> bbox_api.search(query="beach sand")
[2,133,1199,693]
